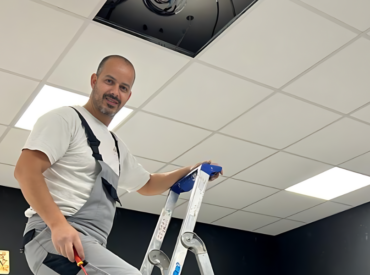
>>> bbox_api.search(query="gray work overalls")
[20,107,141,275]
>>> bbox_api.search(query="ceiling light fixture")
[286,167,370,200]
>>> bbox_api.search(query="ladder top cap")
[200,163,222,176]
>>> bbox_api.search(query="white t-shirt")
[23,105,150,218]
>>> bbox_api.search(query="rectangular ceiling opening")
[94,0,258,57]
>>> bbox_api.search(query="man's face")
[90,58,134,117]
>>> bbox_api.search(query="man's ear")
[91,73,97,88]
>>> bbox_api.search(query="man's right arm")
[15,149,85,262]
[15,149,66,230]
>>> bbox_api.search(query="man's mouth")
[105,96,119,106]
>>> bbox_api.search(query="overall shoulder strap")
[70,107,103,161]
[110,132,121,176]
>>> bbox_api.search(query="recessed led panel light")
[15,85,132,131]
[286,167,370,200]
[15,85,88,130]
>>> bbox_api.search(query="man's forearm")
[138,165,194,196]
[16,172,67,230]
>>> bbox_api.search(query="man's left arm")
[137,160,223,196]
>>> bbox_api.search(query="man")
[14,55,222,275]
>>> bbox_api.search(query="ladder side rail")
[196,253,214,275]
[140,191,179,275]
[181,232,214,275]
[167,167,209,275]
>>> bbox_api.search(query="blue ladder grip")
[170,164,222,194]
[201,163,222,177]
[170,171,196,194]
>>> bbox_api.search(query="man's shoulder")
[43,106,79,122]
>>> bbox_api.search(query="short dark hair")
[96,55,136,84]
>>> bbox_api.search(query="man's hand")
[15,149,85,262]
[190,160,223,181]
[51,222,85,262]
[137,160,224,196]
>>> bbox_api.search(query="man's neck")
[83,101,112,127]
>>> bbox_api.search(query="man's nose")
[110,85,120,98]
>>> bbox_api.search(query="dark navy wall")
[0,186,31,275]
[277,202,370,275]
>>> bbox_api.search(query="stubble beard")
[92,87,118,118]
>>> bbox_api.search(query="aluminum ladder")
[140,163,222,275]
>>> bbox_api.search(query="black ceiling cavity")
[94,0,258,57]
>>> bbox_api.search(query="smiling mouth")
[105,97,119,106]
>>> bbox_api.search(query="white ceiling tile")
[135,157,166,173]
[289,202,351,223]
[42,0,103,18]
[0,72,39,125]
[284,38,370,114]
[204,175,226,191]
[340,152,370,176]
[0,126,7,137]
[173,203,235,224]
[143,63,272,130]
[48,23,189,107]
[199,0,355,88]
[301,0,370,31]
[0,164,19,189]
[0,129,30,165]
[233,152,333,189]
[213,211,279,232]
[254,219,305,236]
[333,185,370,207]
[351,103,370,123]
[115,112,211,162]
[0,0,84,79]
[173,134,276,177]
[118,192,186,215]
[221,94,340,149]
[285,118,370,165]
[203,178,278,209]
[244,191,324,218]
